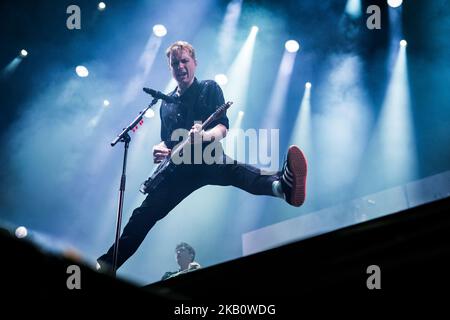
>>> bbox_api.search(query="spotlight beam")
[122,33,163,105]
[375,44,416,185]
[289,84,312,160]
[222,26,258,120]
[216,0,243,68]
[261,50,298,129]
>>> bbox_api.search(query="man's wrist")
[202,130,214,142]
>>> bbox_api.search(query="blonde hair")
[165,41,196,62]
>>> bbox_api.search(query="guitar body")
[139,158,177,194]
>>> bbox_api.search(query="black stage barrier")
[1,197,449,310]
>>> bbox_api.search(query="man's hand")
[188,262,201,270]
[189,123,226,144]
[153,142,171,163]
[189,123,204,144]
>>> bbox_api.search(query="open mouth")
[177,71,188,79]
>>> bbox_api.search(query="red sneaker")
[280,145,308,207]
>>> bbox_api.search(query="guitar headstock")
[217,101,233,114]
[224,101,233,110]
[207,101,234,125]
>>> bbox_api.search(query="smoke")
[312,54,373,204]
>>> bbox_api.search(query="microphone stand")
[109,97,159,276]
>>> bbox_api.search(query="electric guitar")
[140,101,233,194]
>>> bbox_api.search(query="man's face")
[176,247,193,267]
[169,49,197,88]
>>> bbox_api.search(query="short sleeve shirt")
[159,78,229,149]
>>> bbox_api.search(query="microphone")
[143,87,179,104]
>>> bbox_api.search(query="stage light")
[3,50,28,77]
[98,2,106,11]
[15,226,28,238]
[221,26,258,120]
[238,111,244,117]
[215,73,228,86]
[251,26,259,33]
[75,65,89,77]
[387,0,402,8]
[374,38,416,187]
[262,48,297,129]
[345,0,362,18]
[123,27,165,105]
[216,0,243,67]
[289,82,312,160]
[153,24,167,37]
[103,99,110,107]
[285,40,300,53]
[400,39,407,47]
[144,108,155,118]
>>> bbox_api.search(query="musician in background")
[97,41,307,273]
[161,242,201,280]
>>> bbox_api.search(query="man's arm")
[202,123,227,141]
[190,123,227,143]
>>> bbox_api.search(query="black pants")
[98,156,279,269]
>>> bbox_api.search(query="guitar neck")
[169,101,233,157]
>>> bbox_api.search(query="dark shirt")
[159,78,229,150]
